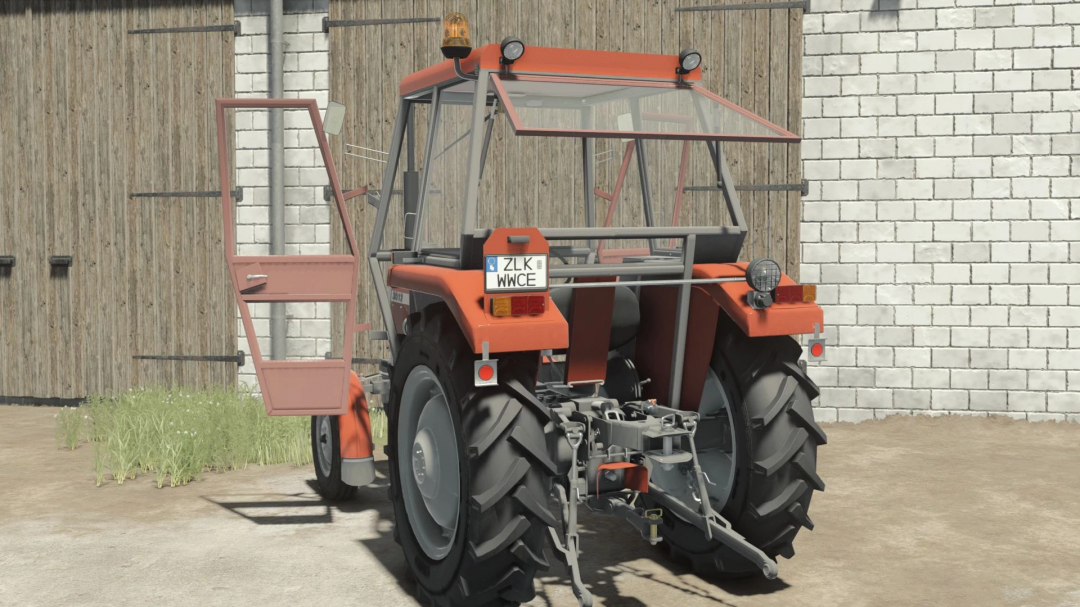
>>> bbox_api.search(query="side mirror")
[322,101,345,136]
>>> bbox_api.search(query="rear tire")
[311,415,357,501]
[388,305,555,606]
[654,313,827,577]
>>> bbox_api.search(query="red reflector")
[478,363,494,381]
[810,342,824,357]
[508,295,545,316]
[775,284,816,303]
[527,295,545,315]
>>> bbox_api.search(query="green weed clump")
[69,386,311,488]
[370,406,388,446]
[54,406,86,451]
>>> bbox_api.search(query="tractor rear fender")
[386,276,569,355]
[693,262,824,337]
[386,228,569,355]
[634,263,823,412]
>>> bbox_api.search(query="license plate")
[484,254,548,292]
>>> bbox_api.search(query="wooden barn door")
[124,2,239,390]
[0,1,237,403]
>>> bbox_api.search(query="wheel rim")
[316,416,333,478]
[398,365,460,560]
[651,367,738,516]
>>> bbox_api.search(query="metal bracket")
[130,187,243,202]
[676,0,810,12]
[686,179,808,196]
[322,16,440,33]
[133,350,247,367]
[0,256,14,268]
[48,255,73,268]
[323,352,388,367]
[128,21,241,35]
[586,496,664,545]
[548,428,594,607]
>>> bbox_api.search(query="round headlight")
[500,36,525,64]
[677,48,701,74]
[746,258,781,293]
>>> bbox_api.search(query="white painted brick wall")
[234,0,332,390]
[803,0,1080,424]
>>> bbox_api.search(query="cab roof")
[399,44,701,97]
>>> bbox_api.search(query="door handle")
[247,274,268,280]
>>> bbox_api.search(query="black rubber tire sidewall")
[387,305,552,606]
[311,415,357,501]
[648,313,825,577]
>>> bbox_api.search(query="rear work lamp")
[491,295,545,317]
[440,13,472,59]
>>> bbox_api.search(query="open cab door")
[215,98,360,416]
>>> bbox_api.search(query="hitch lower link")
[548,407,778,607]
[547,421,594,607]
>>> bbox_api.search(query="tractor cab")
[355,18,827,607]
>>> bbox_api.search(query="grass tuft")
[63,386,311,487]
[54,406,86,451]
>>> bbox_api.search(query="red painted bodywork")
[596,462,650,496]
[694,263,824,337]
[564,279,616,385]
[400,45,702,96]
[388,229,569,355]
[339,371,374,460]
[635,263,823,412]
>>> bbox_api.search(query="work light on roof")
[677,48,702,75]
[440,12,472,59]
[500,36,525,64]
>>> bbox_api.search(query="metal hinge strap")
[686,179,809,196]
[322,16,439,33]
[676,0,810,12]
[133,350,246,367]
[128,21,241,35]
[129,188,243,202]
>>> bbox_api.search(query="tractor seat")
[550,285,640,351]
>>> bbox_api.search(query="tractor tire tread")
[650,315,824,576]
[507,425,558,476]
[470,457,530,514]
[468,399,522,459]
[390,304,552,607]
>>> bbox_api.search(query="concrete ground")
[1,405,1078,607]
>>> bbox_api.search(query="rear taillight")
[491,295,546,317]
[774,284,816,303]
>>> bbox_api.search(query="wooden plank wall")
[327,0,802,366]
[0,0,236,400]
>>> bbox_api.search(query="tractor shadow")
[202,463,391,526]
[205,459,788,605]
[350,460,788,606]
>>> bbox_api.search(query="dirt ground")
[1,405,1078,607]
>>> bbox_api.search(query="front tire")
[311,415,357,501]
[388,305,555,606]
[655,313,827,576]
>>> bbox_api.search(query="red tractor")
[217,15,826,607]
